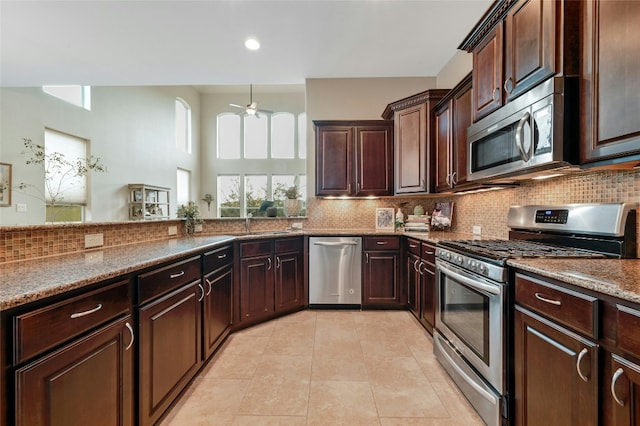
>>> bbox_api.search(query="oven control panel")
[535,209,569,224]
[436,248,507,283]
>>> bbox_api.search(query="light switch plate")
[472,225,482,236]
[84,233,104,249]
[168,226,178,236]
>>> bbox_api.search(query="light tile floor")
[160,310,484,425]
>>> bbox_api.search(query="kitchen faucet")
[246,213,252,233]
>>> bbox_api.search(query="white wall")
[0,86,201,225]
[436,51,473,89]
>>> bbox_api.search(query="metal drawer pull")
[170,270,185,279]
[125,322,135,351]
[534,293,561,306]
[276,256,281,269]
[413,259,420,273]
[267,257,272,270]
[424,251,434,255]
[217,253,227,259]
[425,268,435,276]
[611,368,626,407]
[205,278,213,296]
[376,241,388,245]
[409,244,418,248]
[70,304,103,319]
[576,348,589,382]
[198,283,205,302]
[418,261,425,276]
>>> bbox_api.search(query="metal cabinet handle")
[611,367,626,407]
[418,261,425,276]
[576,348,589,382]
[425,268,435,276]
[348,183,351,193]
[493,87,500,102]
[376,241,388,245]
[267,257,272,270]
[421,179,425,189]
[276,256,281,269]
[365,252,369,263]
[534,292,561,306]
[205,278,213,296]
[445,174,451,186]
[125,322,135,351]
[217,253,227,259]
[413,259,420,273]
[70,304,103,319]
[504,77,514,94]
[170,270,185,279]
[356,182,360,193]
[409,244,418,248]
[451,171,457,185]
[198,283,205,302]
[515,112,531,162]
[424,251,434,256]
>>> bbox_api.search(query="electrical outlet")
[16,203,27,212]
[84,233,104,249]
[291,222,303,229]
[194,224,203,232]
[168,226,178,236]
[473,225,482,236]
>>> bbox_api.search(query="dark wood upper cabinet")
[580,0,640,167]
[435,74,473,193]
[461,0,579,122]
[315,120,393,197]
[382,90,448,194]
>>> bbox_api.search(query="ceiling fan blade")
[229,103,245,109]
[257,108,273,114]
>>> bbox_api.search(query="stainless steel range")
[433,203,637,426]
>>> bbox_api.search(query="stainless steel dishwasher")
[308,236,362,307]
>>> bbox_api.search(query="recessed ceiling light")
[245,38,260,50]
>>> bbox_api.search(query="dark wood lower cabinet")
[606,353,640,426]
[363,250,401,307]
[203,265,233,360]
[239,254,275,323]
[15,316,134,426]
[514,306,598,426]
[406,252,421,317]
[139,281,202,426]
[274,250,303,312]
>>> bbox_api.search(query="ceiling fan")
[229,84,273,118]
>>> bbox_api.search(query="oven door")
[435,259,505,393]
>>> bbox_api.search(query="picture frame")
[431,201,454,230]
[375,207,395,230]
[0,163,12,207]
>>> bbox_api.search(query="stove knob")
[445,252,451,260]
[470,260,477,270]
[479,264,486,274]
[456,256,464,265]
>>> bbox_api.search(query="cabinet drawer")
[364,236,400,250]
[203,245,233,274]
[275,237,302,253]
[240,240,272,258]
[138,256,200,305]
[421,243,436,264]
[515,274,598,338]
[13,280,131,364]
[616,304,640,359]
[406,238,421,256]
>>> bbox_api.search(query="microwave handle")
[515,112,531,162]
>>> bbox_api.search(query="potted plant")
[177,201,203,235]
[281,185,302,217]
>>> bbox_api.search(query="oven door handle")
[436,261,500,296]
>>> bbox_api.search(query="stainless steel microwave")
[467,77,579,182]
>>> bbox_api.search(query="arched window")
[175,98,192,153]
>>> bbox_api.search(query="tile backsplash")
[1,168,638,262]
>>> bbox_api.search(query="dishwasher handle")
[313,241,359,246]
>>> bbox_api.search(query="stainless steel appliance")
[309,236,362,307]
[434,203,637,426]
[467,76,578,182]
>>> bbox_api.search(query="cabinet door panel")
[504,0,556,100]
[355,126,393,195]
[420,261,436,333]
[473,22,503,122]
[514,307,598,426]
[275,252,303,312]
[581,0,640,164]
[139,282,202,426]
[203,266,233,359]
[435,102,452,192]
[315,126,353,195]
[15,316,134,426]
[610,354,640,426]
[452,83,472,186]
[240,256,274,321]
[406,253,420,317]
[363,251,400,306]
[395,104,427,193]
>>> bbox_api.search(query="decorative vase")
[283,199,302,217]
[266,206,278,217]
[414,205,425,216]
[395,208,404,223]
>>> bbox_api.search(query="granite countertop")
[0,235,235,311]
[508,258,640,304]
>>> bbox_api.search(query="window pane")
[245,115,267,159]
[218,114,240,159]
[245,175,267,217]
[175,98,191,153]
[42,85,91,110]
[44,129,88,205]
[176,168,190,206]
[298,113,307,159]
[217,175,241,217]
[271,113,294,158]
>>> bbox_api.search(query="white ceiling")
[0,0,492,88]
